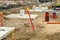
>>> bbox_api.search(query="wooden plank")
[47,22,60,24]
[0,27,15,40]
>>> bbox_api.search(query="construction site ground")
[1,7,60,40]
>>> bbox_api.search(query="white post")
[39,4,42,7]
[6,2,9,6]
[32,6,36,10]
[36,0,39,3]
[20,9,25,16]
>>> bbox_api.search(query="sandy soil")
[1,7,60,40]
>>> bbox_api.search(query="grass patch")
[56,3,60,6]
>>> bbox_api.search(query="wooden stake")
[0,12,3,26]
[47,22,60,24]
[12,30,14,40]
[27,10,34,31]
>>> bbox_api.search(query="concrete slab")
[29,9,43,12]
[29,9,54,12]
[30,7,48,12]
[0,27,15,40]
[5,14,38,19]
